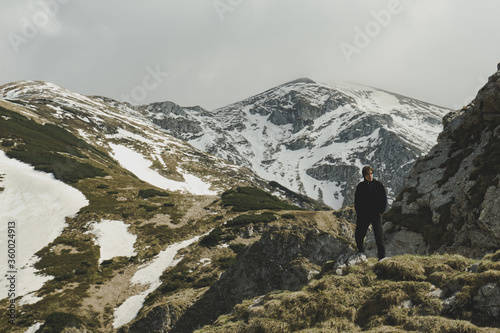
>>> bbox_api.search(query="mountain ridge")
[140,77,450,209]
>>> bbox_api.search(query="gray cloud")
[1,0,499,110]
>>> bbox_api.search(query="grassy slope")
[197,251,500,333]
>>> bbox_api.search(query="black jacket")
[354,179,388,217]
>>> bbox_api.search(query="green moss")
[357,284,409,326]
[483,249,500,262]
[200,226,226,247]
[375,256,427,281]
[137,223,172,246]
[34,236,99,286]
[195,253,500,332]
[100,257,133,278]
[226,212,277,227]
[7,148,107,183]
[139,204,158,212]
[1,139,14,146]
[194,275,219,288]
[217,256,236,269]
[38,312,83,332]
[229,243,247,254]
[221,187,299,212]
[400,315,486,333]
[138,188,170,198]
[0,106,109,183]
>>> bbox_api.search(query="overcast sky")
[1,0,500,111]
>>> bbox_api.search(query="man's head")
[362,166,374,182]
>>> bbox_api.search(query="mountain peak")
[281,77,316,85]
[143,78,450,209]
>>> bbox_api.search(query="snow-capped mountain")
[140,78,450,208]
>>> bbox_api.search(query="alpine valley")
[0,67,499,333]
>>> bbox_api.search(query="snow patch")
[368,91,401,113]
[24,322,43,333]
[86,220,137,264]
[0,151,88,301]
[199,258,211,266]
[112,236,201,329]
[109,143,216,195]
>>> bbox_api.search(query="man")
[354,166,388,260]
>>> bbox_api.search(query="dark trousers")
[355,214,385,259]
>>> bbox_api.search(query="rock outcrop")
[147,225,352,332]
[382,65,500,259]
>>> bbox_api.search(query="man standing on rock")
[354,166,388,260]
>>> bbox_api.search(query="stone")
[473,283,500,319]
[478,186,500,239]
[428,285,444,298]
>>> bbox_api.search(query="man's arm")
[378,181,388,214]
[354,183,361,214]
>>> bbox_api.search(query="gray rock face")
[383,66,500,258]
[123,305,182,333]
[334,114,394,142]
[139,101,205,140]
[473,283,500,319]
[439,281,500,327]
[169,226,352,333]
[478,186,500,239]
[374,222,428,257]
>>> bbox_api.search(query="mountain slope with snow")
[0,80,328,332]
[141,78,450,208]
[0,151,88,303]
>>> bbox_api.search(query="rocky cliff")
[382,65,500,259]
[120,211,355,333]
[171,226,352,332]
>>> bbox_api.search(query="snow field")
[109,143,216,196]
[0,151,88,302]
